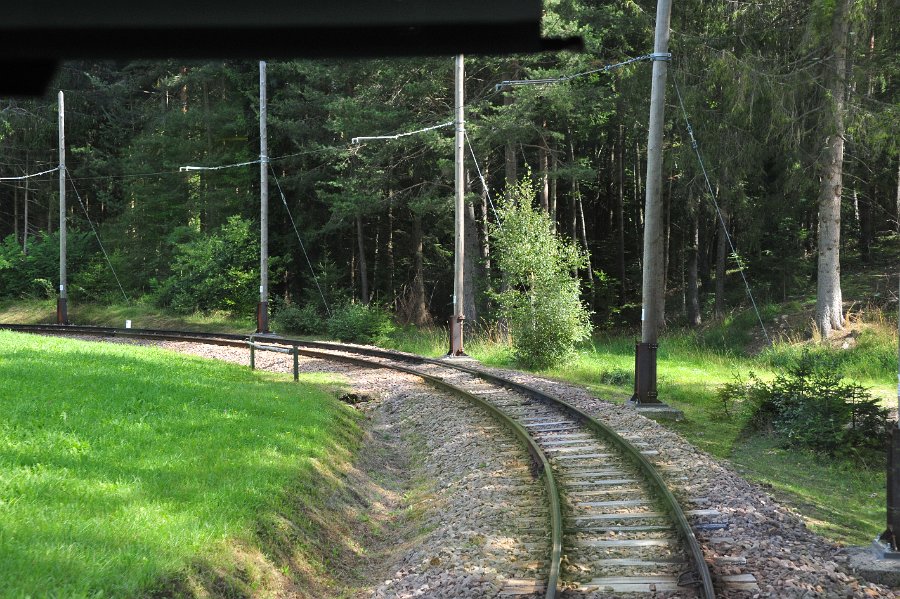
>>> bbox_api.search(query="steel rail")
[272,336,714,597]
[1,323,714,597]
[244,335,716,597]
[285,345,563,599]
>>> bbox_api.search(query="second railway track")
[2,324,715,598]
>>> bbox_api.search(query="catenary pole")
[57,90,68,325]
[880,275,900,552]
[631,0,673,404]
[257,60,270,333]
[23,161,29,254]
[449,54,466,356]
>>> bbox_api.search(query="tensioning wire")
[671,73,771,346]
[351,120,454,145]
[269,165,332,317]
[464,129,501,227]
[65,170,130,304]
[495,53,661,90]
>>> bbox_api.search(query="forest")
[0,0,897,340]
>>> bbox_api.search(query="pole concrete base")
[843,544,900,587]
[624,397,684,420]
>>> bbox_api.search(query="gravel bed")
[53,334,897,597]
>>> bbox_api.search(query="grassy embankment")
[0,330,366,597]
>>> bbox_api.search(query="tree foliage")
[0,0,895,335]
[490,179,592,368]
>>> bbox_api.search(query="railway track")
[2,323,715,598]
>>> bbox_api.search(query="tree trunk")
[202,79,212,230]
[549,153,558,231]
[576,195,595,309]
[858,188,873,262]
[698,216,711,292]
[13,178,19,246]
[504,93,517,200]
[662,165,672,318]
[633,142,643,267]
[714,207,730,318]
[617,125,627,303]
[387,195,395,309]
[539,126,549,214]
[479,160,492,276]
[896,155,899,235]
[180,66,189,113]
[23,171,29,254]
[815,0,851,338]
[463,170,479,325]
[372,219,380,304]
[47,184,53,235]
[687,196,701,327]
[356,214,370,305]
[410,212,430,326]
[568,137,577,241]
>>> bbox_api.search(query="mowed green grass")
[0,330,357,597]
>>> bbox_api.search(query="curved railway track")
[1,324,715,598]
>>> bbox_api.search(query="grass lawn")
[0,330,359,597]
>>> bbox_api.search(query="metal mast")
[257,60,270,333]
[57,90,68,325]
[449,54,466,356]
[631,0,673,404]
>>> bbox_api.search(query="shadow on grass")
[0,331,360,596]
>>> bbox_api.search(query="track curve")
[1,324,714,598]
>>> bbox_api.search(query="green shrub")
[720,351,889,457]
[156,216,259,316]
[489,178,592,369]
[0,232,95,300]
[327,303,395,345]
[598,368,633,386]
[273,304,325,336]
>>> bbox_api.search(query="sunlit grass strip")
[0,299,252,333]
[0,330,357,597]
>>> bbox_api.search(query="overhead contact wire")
[0,166,60,181]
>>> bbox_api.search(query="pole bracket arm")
[650,52,672,61]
